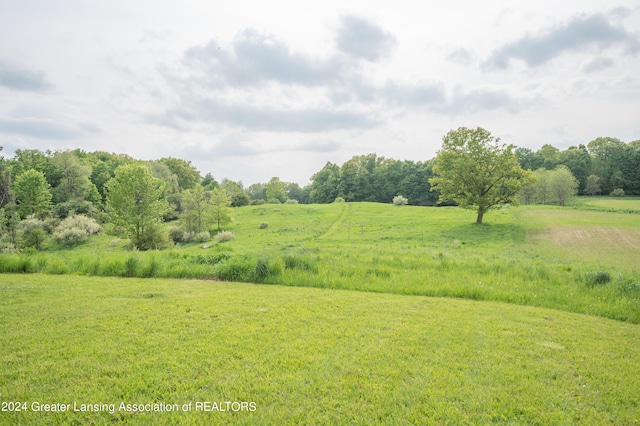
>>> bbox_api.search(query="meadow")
[1,200,639,323]
[1,274,639,425]
[1,198,640,424]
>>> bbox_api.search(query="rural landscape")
[1,127,640,424]
[2,2,640,424]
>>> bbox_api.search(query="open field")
[1,274,640,425]
[1,200,639,323]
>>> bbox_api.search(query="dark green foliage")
[215,256,254,281]
[282,253,318,273]
[190,252,231,265]
[584,271,611,286]
[124,256,138,277]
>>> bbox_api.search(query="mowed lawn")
[1,274,639,425]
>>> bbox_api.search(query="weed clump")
[259,222,269,229]
[393,195,408,206]
[584,271,611,286]
[215,231,235,243]
[282,253,318,273]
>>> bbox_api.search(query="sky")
[1,1,639,186]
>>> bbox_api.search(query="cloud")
[581,57,614,73]
[156,98,378,133]
[0,117,81,139]
[438,87,529,115]
[483,13,639,69]
[336,15,397,61]
[380,81,445,106]
[448,48,474,66]
[0,60,51,92]
[184,29,344,88]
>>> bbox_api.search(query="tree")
[549,165,578,206]
[210,187,232,231]
[12,169,52,219]
[310,162,340,203]
[584,175,602,196]
[181,184,211,234]
[220,179,250,207]
[201,172,219,190]
[558,145,590,194]
[105,163,168,250]
[429,127,531,224]
[533,169,552,204]
[159,157,200,191]
[49,150,97,204]
[266,177,286,203]
[0,146,12,208]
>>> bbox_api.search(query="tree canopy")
[105,163,168,250]
[429,127,531,224]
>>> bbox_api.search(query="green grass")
[2,201,640,323]
[1,274,639,425]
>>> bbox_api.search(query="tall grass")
[1,202,639,323]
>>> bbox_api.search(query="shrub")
[251,199,266,205]
[393,195,408,206]
[285,199,299,204]
[192,231,211,243]
[168,226,186,243]
[610,188,625,197]
[585,271,611,286]
[18,216,47,250]
[333,197,345,203]
[56,215,102,235]
[214,231,235,243]
[133,225,172,250]
[259,222,269,229]
[53,215,102,247]
[54,228,88,247]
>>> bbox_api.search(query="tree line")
[0,131,638,248]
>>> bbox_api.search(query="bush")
[393,195,408,206]
[168,226,186,243]
[259,222,269,229]
[333,197,345,203]
[133,225,172,250]
[610,188,625,197]
[285,199,299,204]
[214,231,235,243]
[53,215,102,247]
[18,216,47,250]
[251,199,266,205]
[54,228,88,247]
[192,231,211,243]
[585,271,611,286]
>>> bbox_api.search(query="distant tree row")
[515,137,640,196]
[0,131,638,248]
[307,154,438,205]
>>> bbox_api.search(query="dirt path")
[318,203,351,239]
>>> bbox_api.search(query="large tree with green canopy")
[430,127,531,224]
[105,163,168,250]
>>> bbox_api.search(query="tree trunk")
[476,207,484,224]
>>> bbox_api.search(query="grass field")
[2,200,638,323]
[1,198,640,423]
[1,274,639,425]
